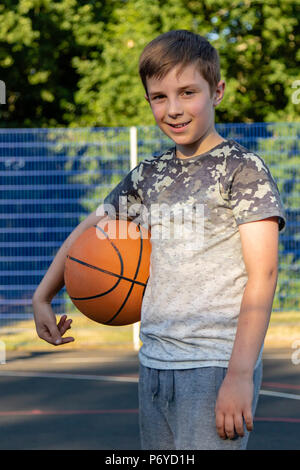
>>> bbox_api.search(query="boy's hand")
[33,299,74,346]
[215,372,254,440]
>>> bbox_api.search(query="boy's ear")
[144,94,150,103]
[213,80,226,107]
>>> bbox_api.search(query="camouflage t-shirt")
[103,138,287,369]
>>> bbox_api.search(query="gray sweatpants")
[138,362,263,450]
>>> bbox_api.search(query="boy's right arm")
[32,206,108,346]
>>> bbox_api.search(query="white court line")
[0,370,138,383]
[0,371,300,401]
[39,357,137,364]
[5,357,138,365]
[259,390,300,401]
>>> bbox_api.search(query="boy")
[33,30,286,450]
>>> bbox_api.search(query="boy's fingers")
[59,319,72,336]
[39,328,62,346]
[57,315,70,330]
[55,318,74,344]
[37,318,74,346]
[234,414,244,437]
[39,330,55,345]
[57,315,67,328]
[215,412,226,439]
[244,410,253,432]
[61,336,75,344]
[224,414,235,440]
[47,323,63,345]
[56,315,73,336]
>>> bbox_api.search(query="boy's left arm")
[215,216,279,440]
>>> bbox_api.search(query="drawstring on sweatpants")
[165,371,174,408]
[150,368,159,401]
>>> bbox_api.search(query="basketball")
[64,218,151,325]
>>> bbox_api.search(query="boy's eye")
[151,91,195,101]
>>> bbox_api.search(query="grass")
[0,313,136,352]
[263,310,300,349]
[0,310,299,352]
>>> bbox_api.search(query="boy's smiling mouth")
[167,120,191,130]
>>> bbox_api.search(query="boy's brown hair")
[139,30,221,99]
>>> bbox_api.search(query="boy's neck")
[176,133,226,160]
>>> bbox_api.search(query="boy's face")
[145,63,225,158]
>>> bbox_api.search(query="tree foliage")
[0,0,299,127]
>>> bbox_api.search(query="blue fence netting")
[0,122,299,326]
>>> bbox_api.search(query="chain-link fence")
[0,122,299,329]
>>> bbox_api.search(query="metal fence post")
[129,127,140,352]
[0,80,5,105]
[0,340,6,364]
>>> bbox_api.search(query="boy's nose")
[167,99,184,118]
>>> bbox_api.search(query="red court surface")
[0,348,299,450]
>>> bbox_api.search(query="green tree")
[0,0,299,127]
[0,0,118,127]
[71,0,299,126]
[209,0,299,123]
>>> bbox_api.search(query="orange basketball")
[64,219,151,325]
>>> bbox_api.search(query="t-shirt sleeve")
[103,164,144,222]
[228,153,287,233]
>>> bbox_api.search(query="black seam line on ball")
[67,255,147,295]
[94,224,124,277]
[69,269,121,300]
[105,222,146,325]
[68,223,126,301]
